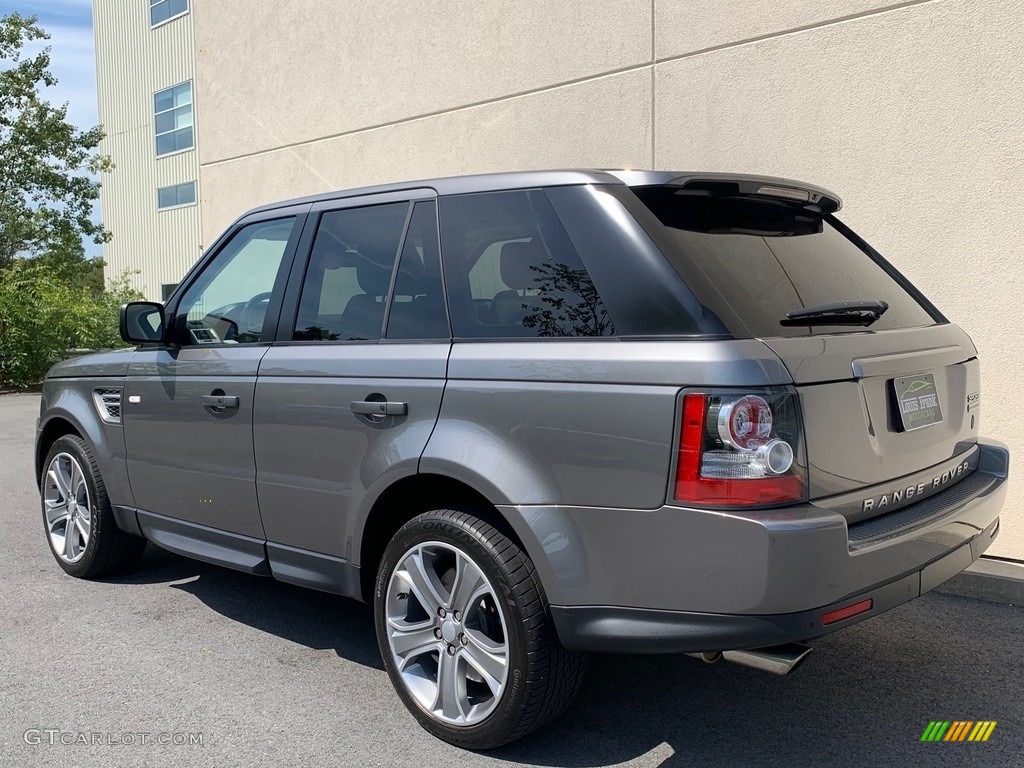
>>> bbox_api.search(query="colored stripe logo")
[920,721,997,742]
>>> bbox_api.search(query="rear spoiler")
[665,173,842,214]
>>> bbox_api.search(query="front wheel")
[41,435,146,578]
[374,509,585,749]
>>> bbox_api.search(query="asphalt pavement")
[1,392,1022,767]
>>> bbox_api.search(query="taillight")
[674,389,806,507]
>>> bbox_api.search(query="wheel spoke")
[461,629,507,693]
[69,460,84,501]
[389,623,440,669]
[44,499,69,529]
[448,553,486,614]
[434,650,466,722]
[75,515,90,542]
[63,524,77,559]
[400,549,446,616]
[51,464,71,499]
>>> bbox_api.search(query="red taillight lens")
[674,390,806,507]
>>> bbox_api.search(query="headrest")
[357,262,390,296]
[500,240,546,290]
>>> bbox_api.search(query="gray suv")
[35,170,1008,748]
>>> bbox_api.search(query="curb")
[935,557,1024,607]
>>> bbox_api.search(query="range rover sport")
[35,170,1008,749]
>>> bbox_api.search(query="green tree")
[0,12,112,269]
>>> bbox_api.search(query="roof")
[241,169,842,219]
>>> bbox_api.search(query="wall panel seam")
[201,61,656,168]
[654,0,941,65]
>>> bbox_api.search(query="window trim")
[153,81,194,158]
[149,0,190,29]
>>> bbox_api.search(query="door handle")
[202,394,240,409]
[350,400,407,416]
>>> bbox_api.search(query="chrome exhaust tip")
[721,643,812,676]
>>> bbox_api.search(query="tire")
[374,508,585,749]
[41,435,146,578]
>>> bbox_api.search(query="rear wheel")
[41,435,146,578]
[374,508,585,749]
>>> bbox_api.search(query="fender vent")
[93,388,122,424]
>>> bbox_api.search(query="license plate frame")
[893,372,943,431]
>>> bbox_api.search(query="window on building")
[157,181,197,210]
[161,283,178,302]
[154,82,193,156]
[150,0,189,27]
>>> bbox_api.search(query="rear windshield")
[624,186,939,338]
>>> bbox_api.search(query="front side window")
[150,0,189,27]
[293,202,408,342]
[157,181,196,210]
[439,189,614,338]
[154,82,193,156]
[174,217,296,345]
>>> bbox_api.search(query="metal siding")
[94,0,201,300]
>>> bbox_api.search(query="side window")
[385,201,449,340]
[439,189,615,338]
[293,202,408,341]
[174,217,296,345]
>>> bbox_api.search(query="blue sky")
[0,0,98,132]
[1,0,100,256]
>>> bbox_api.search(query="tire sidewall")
[374,511,532,748]
[41,436,105,578]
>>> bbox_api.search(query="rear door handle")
[202,395,240,409]
[350,400,408,416]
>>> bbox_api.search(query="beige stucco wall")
[94,0,201,300]
[194,0,1023,559]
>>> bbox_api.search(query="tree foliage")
[0,12,112,269]
[0,263,141,388]
[0,13,133,388]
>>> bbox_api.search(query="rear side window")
[385,201,449,340]
[439,190,614,338]
[625,187,938,338]
[293,202,408,341]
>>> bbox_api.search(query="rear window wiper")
[781,300,889,327]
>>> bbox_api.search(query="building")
[94,0,200,301]
[94,0,1023,561]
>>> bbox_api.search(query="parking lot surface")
[1,392,1021,767]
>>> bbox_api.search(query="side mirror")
[120,301,166,344]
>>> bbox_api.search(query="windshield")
[622,186,940,338]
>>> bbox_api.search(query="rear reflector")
[822,599,873,626]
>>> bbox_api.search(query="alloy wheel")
[385,541,510,726]
[43,452,92,564]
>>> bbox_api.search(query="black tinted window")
[386,201,449,340]
[439,190,614,338]
[628,187,937,338]
[293,202,408,341]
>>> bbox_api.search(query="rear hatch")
[619,176,980,510]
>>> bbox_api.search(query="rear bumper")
[501,439,1008,654]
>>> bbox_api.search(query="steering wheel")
[238,292,273,338]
